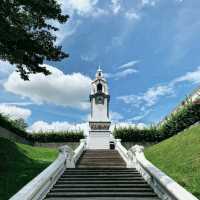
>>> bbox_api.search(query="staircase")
[45,150,159,200]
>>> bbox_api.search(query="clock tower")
[87,67,111,149]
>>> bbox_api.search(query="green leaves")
[113,101,200,142]
[0,0,69,80]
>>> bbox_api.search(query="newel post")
[59,145,75,168]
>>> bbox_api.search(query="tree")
[0,0,69,80]
[13,118,28,131]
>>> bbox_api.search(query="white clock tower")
[87,67,111,149]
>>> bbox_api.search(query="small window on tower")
[97,83,102,92]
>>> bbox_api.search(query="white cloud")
[110,122,146,131]
[0,104,31,120]
[105,68,138,80]
[4,64,92,110]
[128,109,152,121]
[118,85,173,108]
[173,66,200,84]
[53,19,81,44]
[0,60,14,75]
[140,0,158,7]
[59,0,107,18]
[28,120,89,135]
[118,66,200,110]
[110,111,124,122]
[118,60,140,69]
[125,11,140,20]
[110,0,121,14]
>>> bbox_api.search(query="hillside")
[0,138,58,200]
[145,124,200,199]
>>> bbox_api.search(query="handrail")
[128,145,198,200]
[9,139,87,200]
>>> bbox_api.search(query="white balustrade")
[10,139,87,200]
[115,139,198,200]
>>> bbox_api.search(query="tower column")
[87,67,111,149]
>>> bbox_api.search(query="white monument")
[87,67,111,149]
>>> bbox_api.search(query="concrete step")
[56,180,147,184]
[61,174,142,178]
[63,171,140,175]
[46,191,158,198]
[45,198,159,200]
[50,188,153,192]
[44,150,159,200]
[53,183,151,188]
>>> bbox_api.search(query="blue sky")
[0,0,200,132]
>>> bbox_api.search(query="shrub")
[113,100,200,142]
[29,131,84,142]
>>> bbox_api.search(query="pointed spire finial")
[98,65,102,72]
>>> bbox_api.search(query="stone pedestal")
[87,130,111,149]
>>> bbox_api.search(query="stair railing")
[9,139,87,200]
[128,145,199,200]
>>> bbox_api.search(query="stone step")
[50,188,153,192]
[63,171,139,175]
[45,198,159,200]
[64,168,137,171]
[61,174,142,178]
[46,191,158,198]
[45,150,159,200]
[54,183,150,188]
[56,180,147,184]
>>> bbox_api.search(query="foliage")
[29,131,84,142]
[0,137,58,200]
[0,113,84,142]
[0,0,69,80]
[0,113,28,138]
[157,101,200,139]
[113,101,200,142]
[113,125,159,142]
[145,124,200,199]
[12,118,28,131]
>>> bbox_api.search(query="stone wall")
[0,126,31,144]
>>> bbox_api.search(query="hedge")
[113,101,200,142]
[0,113,84,142]
[29,131,84,142]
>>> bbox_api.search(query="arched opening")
[97,83,102,92]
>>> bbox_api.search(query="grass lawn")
[145,124,200,199]
[0,138,58,200]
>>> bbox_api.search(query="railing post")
[59,145,75,168]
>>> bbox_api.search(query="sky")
[0,0,200,134]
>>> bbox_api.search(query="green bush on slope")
[0,138,58,200]
[144,124,200,199]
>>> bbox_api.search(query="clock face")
[95,95,104,104]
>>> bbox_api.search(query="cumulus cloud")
[0,60,14,75]
[0,104,31,120]
[28,120,89,135]
[28,120,146,135]
[4,64,92,110]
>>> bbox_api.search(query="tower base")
[87,130,111,149]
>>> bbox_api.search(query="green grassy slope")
[0,138,58,200]
[145,124,200,199]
